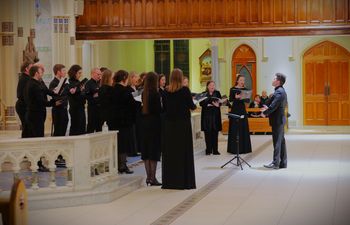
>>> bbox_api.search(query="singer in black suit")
[24,66,58,137]
[200,81,223,155]
[16,61,32,138]
[85,68,102,133]
[49,64,68,136]
[261,73,288,169]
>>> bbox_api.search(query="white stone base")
[27,175,143,210]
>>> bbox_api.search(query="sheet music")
[193,96,207,105]
[232,89,252,100]
[54,78,66,94]
[210,96,228,104]
[134,95,142,102]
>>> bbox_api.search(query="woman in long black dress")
[227,74,252,155]
[140,72,162,186]
[110,70,137,174]
[67,64,86,136]
[200,81,223,155]
[162,68,197,190]
[98,69,113,129]
[126,71,141,157]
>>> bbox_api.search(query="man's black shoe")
[264,163,279,169]
[279,165,287,169]
[213,152,221,155]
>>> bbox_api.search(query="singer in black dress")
[227,75,252,155]
[200,81,223,155]
[140,72,162,186]
[162,69,196,190]
[67,64,86,136]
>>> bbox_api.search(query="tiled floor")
[16,133,349,225]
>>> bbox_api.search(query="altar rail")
[0,132,118,192]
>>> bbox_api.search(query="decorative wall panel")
[76,0,350,40]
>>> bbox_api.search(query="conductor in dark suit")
[261,73,288,169]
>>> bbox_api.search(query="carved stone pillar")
[211,39,220,90]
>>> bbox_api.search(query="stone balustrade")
[0,131,118,192]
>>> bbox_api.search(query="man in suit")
[49,64,68,136]
[16,61,33,138]
[261,73,288,169]
[85,68,102,133]
[24,65,60,137]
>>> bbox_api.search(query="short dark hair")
[53,64,65,75]
[113,70,129,84]
[20,61,32,73]
[275,73,286,85]
[68,64,82,79]
[29,65,40,77]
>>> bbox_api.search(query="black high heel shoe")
[118,167,134,174]
[149,179,162,186]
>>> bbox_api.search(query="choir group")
[16,60,288,189]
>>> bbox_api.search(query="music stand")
[221,113,251,170]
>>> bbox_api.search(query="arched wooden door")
[303,41,350,125]
[232,44,256,98]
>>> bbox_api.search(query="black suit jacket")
[263,86,287,127]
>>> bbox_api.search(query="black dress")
[200,90,222,154]
[139,91,161,161]
[227,87,252,154]
[126,85,141,156]
[98,84,113,128]
[162,87,197,190]
[110,83,137,154]
[67,78,86,136]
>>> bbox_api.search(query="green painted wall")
[189,39,210,93]
[96,40,154,74]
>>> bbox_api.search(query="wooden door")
[232,45,256,98]
[303,41,350,125]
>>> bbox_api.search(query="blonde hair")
[167,68,183,93]
[128,71,138,86]
[101,69,112,86]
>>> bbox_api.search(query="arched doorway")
[303,41,350,125]
[232,44,256,98]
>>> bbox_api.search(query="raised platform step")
[1,175,143,210]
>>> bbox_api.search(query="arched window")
[232,44,256,98]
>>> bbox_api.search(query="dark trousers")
[271,123,287,167]
[87,105,102,133]
[52,107,68,136]
[16,102,28,138]
[204,130,219,154]
[69,107,86,135]
[26,110,46,138]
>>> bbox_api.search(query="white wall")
[218,35,350,127]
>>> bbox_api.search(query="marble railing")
[191,112,202,140]
[0,131,118,192]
